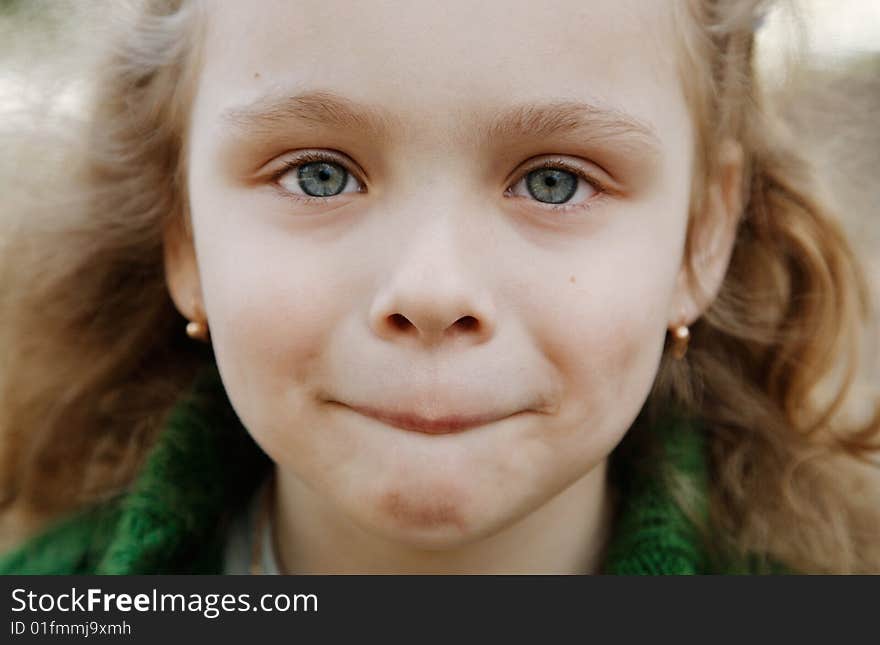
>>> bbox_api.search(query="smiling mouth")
[342,403,515,435]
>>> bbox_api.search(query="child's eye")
[506,160,605,211]
[273,153,364,201]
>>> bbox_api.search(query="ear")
[163,215,205,323]
[669,139,744,326]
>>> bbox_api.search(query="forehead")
[192,0,688,150]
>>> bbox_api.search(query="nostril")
[388,313,412,332]
[456,316,479,332]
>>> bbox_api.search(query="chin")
[347,481,514,550]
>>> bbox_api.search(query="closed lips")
[344,403,514,434]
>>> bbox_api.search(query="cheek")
[211,271,321,374]
[195,230,351,448]
[525,235,679,450]
[532,288,668,492]
[554,291,666,432]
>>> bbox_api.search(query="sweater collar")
[97,362,710,574]
[601,409,710,574]
[95,363,271,574]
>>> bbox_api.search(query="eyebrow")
[221,89,661,151]
[223,90,398,142]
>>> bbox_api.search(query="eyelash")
[270,151,608,212]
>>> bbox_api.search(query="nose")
[368,214,496,348]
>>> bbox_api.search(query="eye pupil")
[526,167,577,204]
[298,161,348,197]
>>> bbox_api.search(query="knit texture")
[0,362,785,575]
[0,363,270,575]
[601,411,709,574]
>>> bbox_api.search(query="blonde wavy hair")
[1,0,879,572]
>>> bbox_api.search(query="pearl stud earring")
[186,320,210,342]
[671,324,690,360]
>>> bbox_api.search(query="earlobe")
[669,139,744,326]
[162,216,204,322]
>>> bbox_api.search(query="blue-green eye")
[276,155,362,199]
[297,161,347,196]
[509,161,600,209]
[525,167,578,204]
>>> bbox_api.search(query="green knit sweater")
[0,363,787,575]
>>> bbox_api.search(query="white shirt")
[222,478,282,575]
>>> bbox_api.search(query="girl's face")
[169,0,735,546]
